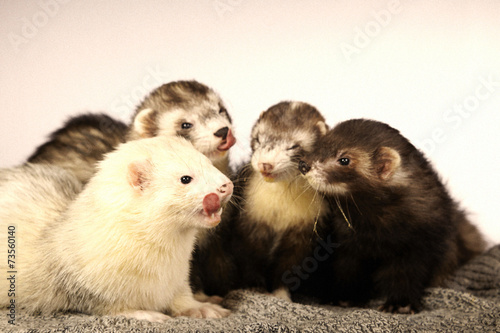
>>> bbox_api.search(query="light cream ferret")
[0,136,233,322]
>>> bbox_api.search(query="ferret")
[224,101,330,301]
[298,118,486,313]
[27,80,236,183]
[0,136,233,322]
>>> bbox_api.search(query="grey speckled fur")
[2,245,498,332]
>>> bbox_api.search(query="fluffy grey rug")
[2,245,499,333]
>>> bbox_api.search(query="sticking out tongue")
[202,193,221,226]
[217,129,236,151]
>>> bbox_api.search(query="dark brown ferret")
[299,118,486,313]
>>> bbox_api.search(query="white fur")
[0,136,232,321]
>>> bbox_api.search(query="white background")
[1,0,499,243]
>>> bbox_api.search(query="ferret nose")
[259,163,273,173]
[214,127,229,140]
[299,160,311,175]
[217,181,233,198]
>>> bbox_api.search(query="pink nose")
[259,163,273,173]
[203,193,220,217]
[217,181,233,198]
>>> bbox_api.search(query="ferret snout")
[217,181,233,197]
[214,127,229,139]
[216,127,236,151]
[299,160,311,175]
[202,180,233,225]
[259,163,274,174]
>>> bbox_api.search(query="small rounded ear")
[133,108,158,138]
[316,120,328,135]
[375,147,401,180]
[127,159,153,192]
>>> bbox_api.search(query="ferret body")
[0,136,233,322]
[225,101,330,300]
[299,119,486,313]
[28,80,236,183]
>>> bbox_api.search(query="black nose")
[214,127,229,140]
[299,160,311,175]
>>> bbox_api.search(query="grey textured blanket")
[2,245,499,333]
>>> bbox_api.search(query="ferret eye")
[287,144,300,151]
[218,107,226,114]
[180,176,192,184]
[338,158,350,166]
[181,123,193,130]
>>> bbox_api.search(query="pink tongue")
[217,130,236,151]
[203,193,220,216]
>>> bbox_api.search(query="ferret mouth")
[260,170,291,183]
[261,171,275,182]
[217,129,236,152]
[200,207,223,228]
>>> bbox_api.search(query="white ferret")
[0,136,233,322]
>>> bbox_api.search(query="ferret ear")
[375,147,401,180]
[133,108,158,138]
[127,159,153,193]
[316,120,328,135]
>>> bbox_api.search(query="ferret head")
[299,119,410,196]
[129,80,236,166]
[92,136,233,237]
[250,101,327,182]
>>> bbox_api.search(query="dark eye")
[287,144,300,151]
[219,107,226,114]
[181,123,193,129]
[180,176,192,184]
[338,158,350,166]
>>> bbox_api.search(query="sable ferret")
[0,136,233,322]
[28,80,236,183]
[223,101,330,300]
[298,118,486,313]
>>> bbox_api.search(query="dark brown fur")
[299,118,486,313]
[27,114,127,183]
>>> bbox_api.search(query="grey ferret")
[299,118,486,313]
[223,101,330,301]
[27,80,236,183]
[0,136,233,322]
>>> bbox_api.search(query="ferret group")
[0,136,232,322]
[1,82,488,319]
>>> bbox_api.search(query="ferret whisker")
[334,193,354,231]
[349,193,362,216]
[311,189,326,241]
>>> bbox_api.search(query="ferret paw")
[116,310,171,322]
[176,303,230,319]
[378,303,417,315]
[193,291,224,304]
